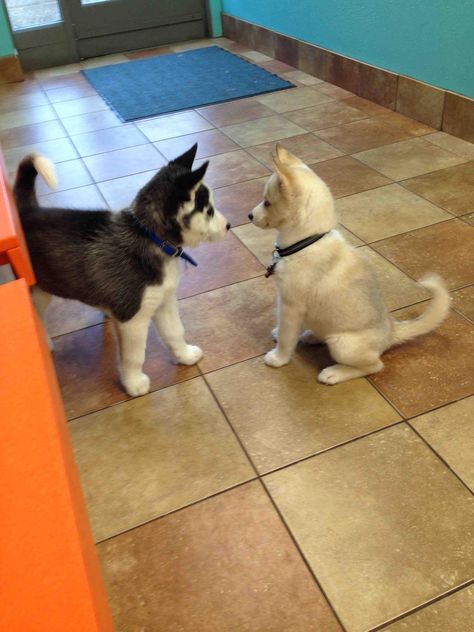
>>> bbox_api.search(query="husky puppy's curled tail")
[13,153,57,210]
[391,274,450,346]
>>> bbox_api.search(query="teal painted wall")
[209,0,223,37]
[222,0,474,97]
[0,1,14,57]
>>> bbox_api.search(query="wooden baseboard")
[0,54,24,84]
[222,13,474,144]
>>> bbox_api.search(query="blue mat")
[82,46,294,122]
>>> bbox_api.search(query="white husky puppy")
[249,144,450,384]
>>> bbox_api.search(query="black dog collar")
[266,232,328,278]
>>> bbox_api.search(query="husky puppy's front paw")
[264,348,289,368]
[122,372,151,397]
[176,344,203,365]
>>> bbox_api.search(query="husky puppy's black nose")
[248,213,253,220]
[226,222,231,231]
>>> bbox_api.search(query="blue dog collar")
[140,224,198,267]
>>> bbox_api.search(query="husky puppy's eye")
[264,200,271,207]
[207,207,214,217]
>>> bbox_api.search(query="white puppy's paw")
[176,344,203,365]
[271,327,279,341]
[318,365,345,385]
[264,349,289,368]
[299,330,320,345]
[123,372,151,397]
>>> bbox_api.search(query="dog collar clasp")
[138,222,198,267]
[265,249,280,278]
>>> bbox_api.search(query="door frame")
[4,0,212,71]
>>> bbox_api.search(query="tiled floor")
[2,37,474,631]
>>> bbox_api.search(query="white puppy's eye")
[264,200,270,207]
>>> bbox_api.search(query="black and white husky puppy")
[14,144,230,397]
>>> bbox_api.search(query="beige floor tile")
[451,286,474,321]
[208,353,400,473]
[359,246,430,310]
[316,117,411,153]
[52,95,108,119]
[336,184,450,242]
[265,424,474,632]
[282,70,323,86]
[180,276,276,373]
[35,63,82,79]
[312,156,391,198]
[370,306,474,417]
[195,150,269,188]
[99,482,343,632]
[401,162,474,216]
[0,90,49,114]
[3,137,78,172]
[376,111,435,136]
[425,131,474,160]
[411,396,474,491]
[137,111,214,142]
[0,104,57,131]
[384,586,474,632]
[60,109,123,135]
[154,129,238,160]
[213,176,268,227]
[39,184,108,210]
[177,231,264,299]
[97,170,156,209]
[372,219,474,289]
[70,124,148,157]
[316,82,354,100]
[221,115,306,147]
[284,100,369,131]
[54,320,199,419]
[247,133,342,168]
[256,87,334,113]
[70,377,254,541]
[34,159,92,194]
[232,224,277,265]
[354,137,468,180]
[196,98,275,127]
[344,95,390,116]
[83,144,166,182]
[45,297,104,337]
[0,119,66,150]
[240,50,272,62]
[463,212,474,226]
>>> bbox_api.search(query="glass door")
[4,0,78,69]
[67,0,209,59]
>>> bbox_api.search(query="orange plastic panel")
[0,279,114,632]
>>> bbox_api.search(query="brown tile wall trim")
[222,13,474,144]
[0,55,24,84]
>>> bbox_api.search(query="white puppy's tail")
[391,274,450,346]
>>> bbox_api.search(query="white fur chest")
[140,259,180,313]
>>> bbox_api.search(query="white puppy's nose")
[248,213,254,220]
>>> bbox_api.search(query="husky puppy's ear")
[178,161,209,192]
[170,143,198,169]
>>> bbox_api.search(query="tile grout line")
[201,365,350,632]
[368,578,474,631]
[407,420,474,499]
[258,477,350,632]
[94,477,259,546]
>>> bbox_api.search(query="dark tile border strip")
[222,13,474,144]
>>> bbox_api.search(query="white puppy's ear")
[275,143,301,166]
